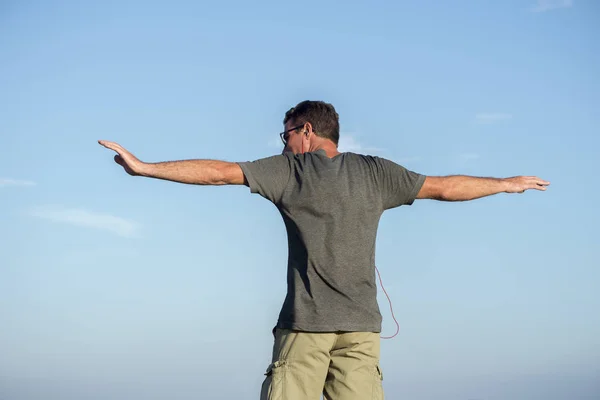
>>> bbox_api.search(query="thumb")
[114,154,138,176]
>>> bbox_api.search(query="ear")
[303,122,313,137]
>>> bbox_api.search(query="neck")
[307,141,341,158]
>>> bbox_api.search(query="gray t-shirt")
[238,149,425,333]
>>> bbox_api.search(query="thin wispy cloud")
[338,135,383,154]
[474,113,513,124]
[0,178,36,187]
[30,206,140,238]
[530,0,573,12]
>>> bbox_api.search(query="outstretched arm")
[416,175,549,201]
[98,141,247,186]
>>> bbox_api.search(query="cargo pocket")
[260,360,287,400]
[372,364,384,400]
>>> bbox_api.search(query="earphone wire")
[375,265,400,340]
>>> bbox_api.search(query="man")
[99,100,549,400]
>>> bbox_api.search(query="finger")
[98,140,118,151]
[530,179,550,187]
[114,155,137,175]
[528,176,550,186]
[98,140,126,153]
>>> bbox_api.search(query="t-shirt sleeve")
[375,157,426,210]
[237,153,293,204]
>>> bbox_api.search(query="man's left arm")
[98,140,247,185]
[416,175,550,201]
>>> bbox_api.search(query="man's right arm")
[416,175,550,201]
[98,140,248,186]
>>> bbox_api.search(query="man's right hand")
[98,140,146,176]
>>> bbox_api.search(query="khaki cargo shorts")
[260,328,384,400]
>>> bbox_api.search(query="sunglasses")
[279,124,305,145]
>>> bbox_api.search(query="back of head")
[284,100,340,146]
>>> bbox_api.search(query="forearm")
[138,159,241,185]
[435,175,509,201]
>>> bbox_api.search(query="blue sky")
[1,0,599,399]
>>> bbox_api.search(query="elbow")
[212,163,244,185]
[438,188,453,201]
[433,193,451,201]
[419,177,460,201]
[213,177,229,185]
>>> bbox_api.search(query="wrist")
[135,162,153,177]
[500,177,513,193]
